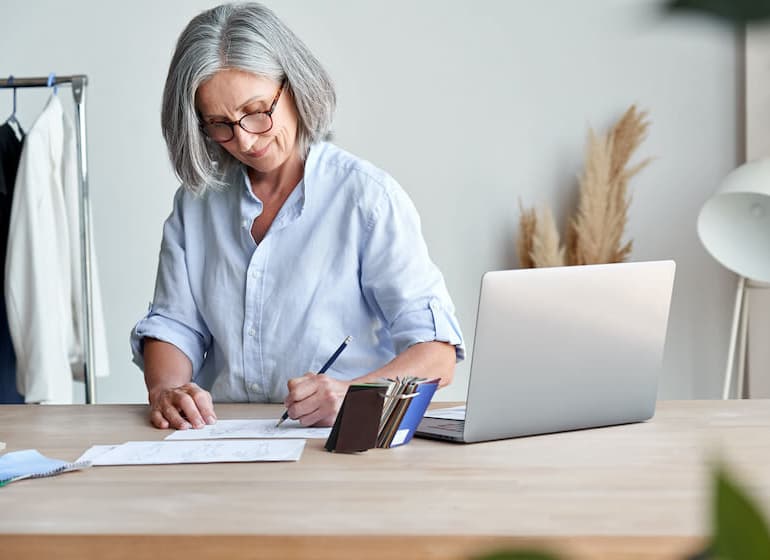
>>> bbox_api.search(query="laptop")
[415,260,676,443]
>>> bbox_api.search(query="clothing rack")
[0,74,97,404]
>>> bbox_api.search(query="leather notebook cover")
[324,385,384,453]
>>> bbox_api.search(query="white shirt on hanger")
[4,94,109,404]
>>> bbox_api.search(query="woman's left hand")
[284,373,351,426]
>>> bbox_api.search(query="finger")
[286,388,322,418]
[175,392,206,429]
[150,408,169,429]
[296,398,340,427]
[292,373,346,413]
[163,404,192,430]
[287,373,321,403]
[289,387,339,423]
[287,398,314,421]
[190,387,217,424]
[313,412,339,428]
[286,372,314,392]
[298,379,347,425]
[284,374,312,407]
[294,405,326,427]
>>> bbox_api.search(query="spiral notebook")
[0,449,91,486]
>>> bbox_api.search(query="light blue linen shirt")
[130,142,464,403]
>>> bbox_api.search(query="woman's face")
[196,69,300,175]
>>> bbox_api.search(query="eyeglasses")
[200,79,286,143]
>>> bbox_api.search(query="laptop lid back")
[462,260,675,443]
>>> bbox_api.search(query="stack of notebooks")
[376,377,438,448]
[325,376,439,453]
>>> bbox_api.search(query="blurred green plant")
[475,553,560,560]
[475,466,770,560]
[709,467,770,559]
[666,0,770,23]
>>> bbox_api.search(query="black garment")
[0,121,24,403]
[1,122,23,270]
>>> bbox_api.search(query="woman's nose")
[232,125,256,151]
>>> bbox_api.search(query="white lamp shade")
[698,158,770,283]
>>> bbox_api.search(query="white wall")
[745,24,770,397]
[0,0,738,404]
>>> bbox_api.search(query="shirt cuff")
[130,312,207,375]
[390,298,465,361]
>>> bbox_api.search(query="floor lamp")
[697,158,770,399]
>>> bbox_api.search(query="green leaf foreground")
[475,552,562,560]
[475,467,770,560]
[712,467,770,559]
[667,0,770,23]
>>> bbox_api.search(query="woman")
[131,2,464,430]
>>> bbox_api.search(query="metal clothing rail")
[0,74,97,404]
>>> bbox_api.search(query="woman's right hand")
[148,382,217,430]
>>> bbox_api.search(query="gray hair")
[161,2,336,195]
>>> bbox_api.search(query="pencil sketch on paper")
[90,439,306,465]
[164,419,332,441]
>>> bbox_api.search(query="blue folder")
[387,379,439,448]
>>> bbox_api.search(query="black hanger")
[4,75,24,141]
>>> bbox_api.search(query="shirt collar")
[237,144,321,230]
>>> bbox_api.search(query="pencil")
[275,335,352,427]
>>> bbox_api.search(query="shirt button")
[248,327,256,337]
[242,219,250,228]
[250,382,260,392]
[250,270,260,279]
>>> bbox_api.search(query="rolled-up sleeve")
[129,188,211,375]
[360,177,465,361]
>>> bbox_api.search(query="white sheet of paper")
[164,419,331,441]
[89,439,305,465]
[76,444,120,464]
[423,405,466,420]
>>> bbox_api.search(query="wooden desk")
[1,400,769,559]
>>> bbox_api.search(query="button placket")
[243,242,267,401]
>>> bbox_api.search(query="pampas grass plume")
[517,104,651,268]
[531,206,565,267]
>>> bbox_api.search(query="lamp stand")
[723,276,750,399]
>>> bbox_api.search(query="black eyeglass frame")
[199,78,287,143]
